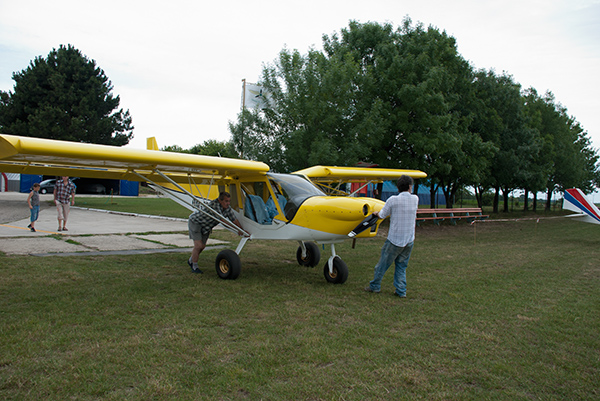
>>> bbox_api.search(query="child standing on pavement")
[27,183,40,232]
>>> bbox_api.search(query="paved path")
[0,192,227,256]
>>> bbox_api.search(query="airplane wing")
[563,188,600,225]
[293,165,427,196]
[0,134,269,185]
[294,165,427,182]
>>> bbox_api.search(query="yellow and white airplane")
[0,134,426,284]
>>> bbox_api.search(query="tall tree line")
[229,19,598,210]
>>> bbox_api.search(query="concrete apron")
[0,207,228,257]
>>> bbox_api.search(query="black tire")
[323,256,348,284]
[215,249,242,280]
[296,242,320,267]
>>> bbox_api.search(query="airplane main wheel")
[296,242,320,267]
[323,256,348,284]
[215,249,241,280]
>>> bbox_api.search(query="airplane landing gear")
[321,243,348,284]
[323,256,348,284]
[216,249,241,280]
[296,241,320,267]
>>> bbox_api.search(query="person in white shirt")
[365,175,419,298]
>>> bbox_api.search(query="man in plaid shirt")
[53,176,76,232]
[188,191,243,274]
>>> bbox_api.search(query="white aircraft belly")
[235,214,346,243]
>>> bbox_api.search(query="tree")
[321,19,494,207]
[229,20,597,204]
[230,41,377,172]
[541,94,598,206]
[522,88,558,210]
[471,70,538,212]
[0,45,133,145]
[188,139,238,158]
[522,90,598,209]
[162,139,239,158]
[230,18,496,197]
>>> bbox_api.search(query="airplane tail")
[563,188,600,225]
[147,137,159,150]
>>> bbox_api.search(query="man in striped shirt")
[187,191,243,274]
[365,175,418,298]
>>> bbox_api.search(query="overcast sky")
[1,0,598,154]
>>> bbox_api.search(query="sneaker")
[188,259,203,274]
[27,224,31,228]
[30,227,36,232]
[57,227,62,231]
[364,286,380,293]
[394,292,406,298]
[62,227,68,231]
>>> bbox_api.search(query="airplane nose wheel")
[323,256,348,284]
[296,241,320,267]
[215,249,242,280]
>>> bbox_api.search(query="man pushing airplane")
[187,191,244,274]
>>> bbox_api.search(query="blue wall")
[119,180,139,196]
[20,174,43,193]
[19,174,139,196]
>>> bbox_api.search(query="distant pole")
[241,78,246,110]
[240,79,246,158]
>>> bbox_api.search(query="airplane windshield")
[267,173,325,221]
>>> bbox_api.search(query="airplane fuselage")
[236,194,385,243]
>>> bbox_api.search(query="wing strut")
[349,181,372,197]
[131,169,250,238]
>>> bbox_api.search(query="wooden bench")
[416,208,489,226]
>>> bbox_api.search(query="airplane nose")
[362,204,370,216]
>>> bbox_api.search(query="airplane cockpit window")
[267,173,325,221]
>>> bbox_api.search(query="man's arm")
[232,218,246,236]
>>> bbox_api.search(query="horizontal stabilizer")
[563,188,600,225]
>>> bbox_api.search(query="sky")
[1,0,599,152]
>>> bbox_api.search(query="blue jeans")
[30,205,40,223]
[369,240,414,296]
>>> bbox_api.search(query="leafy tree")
[230,40,377,172]
[231,18,496,200]
[523,89,598,209]
[229,19,597,206]
[189,139,238,158]
[522,88,559,210]
[161,144,188,153]
[471,70,538,212]
[0,45,133,145]
[229,108,287,169]
[324,20,496,207]
[542,95,598,205]
[162,139,239,158]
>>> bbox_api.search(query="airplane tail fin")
[563,188,600,225]
[147,137,159,151]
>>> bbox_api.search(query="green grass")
[74,196,191,219]
[1,200,599,400]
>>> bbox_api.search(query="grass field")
[1,198,599,400]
